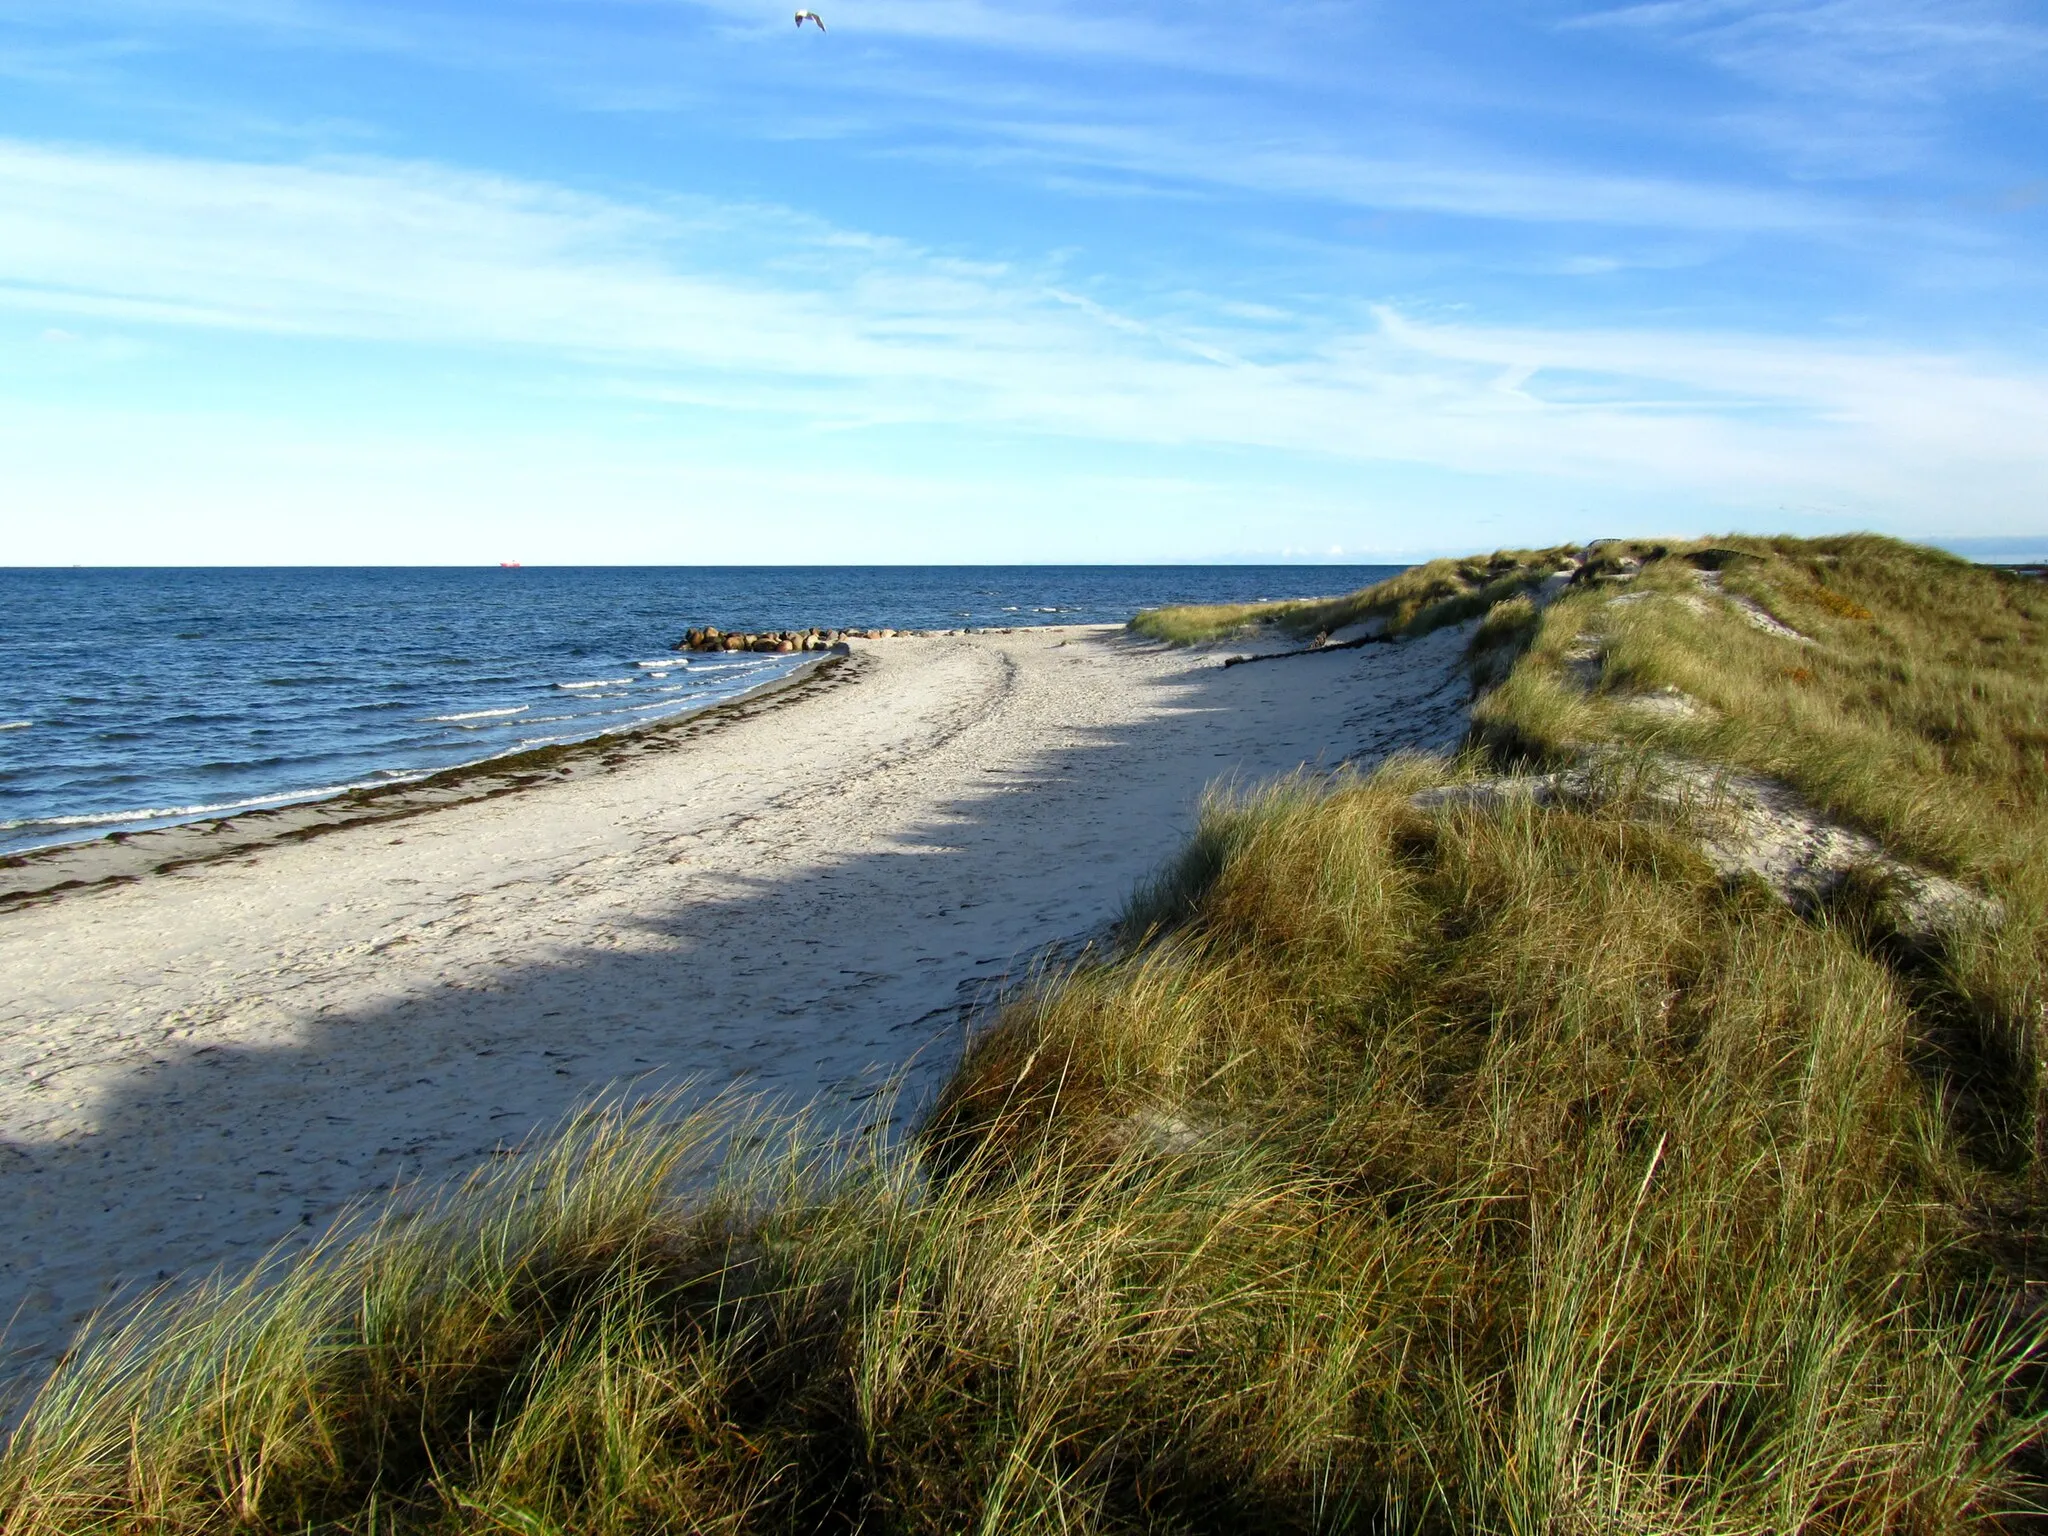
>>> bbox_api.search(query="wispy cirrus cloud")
[6,0,1303,79]
[3,137,2044,526]
[676,0,1283,71]
[1569,0,2048,98]
[1559,0,2048,187]
[3,0,2016,246]
[4,0,2045,562]
[960,119,1847,234]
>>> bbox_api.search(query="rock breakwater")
[676,627,856,654]
[676,625,987,653]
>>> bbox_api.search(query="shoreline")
[0,647,864,910]
[0,622,1474,1383]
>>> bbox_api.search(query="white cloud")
[4,0,415,51]
[1562,1,2048,179]
[685,0,1261,71]
[1,137,2045,530]
[970,120,1846,234]
[12,0,1303,82]
[10,0,1997,241]
[1569,0,2048,100]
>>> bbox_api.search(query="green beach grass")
[1126,547,1579,646]
[6,535,2047,1533]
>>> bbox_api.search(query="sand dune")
[0,624,1471,1383]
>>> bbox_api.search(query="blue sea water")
[0,566,1400,857]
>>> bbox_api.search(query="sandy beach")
[0,623,1472,1383]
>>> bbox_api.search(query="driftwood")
[1220,632,1394,668]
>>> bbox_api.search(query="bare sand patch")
[0,624,1471,1382]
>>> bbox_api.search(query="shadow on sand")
[2,633,1472,1389]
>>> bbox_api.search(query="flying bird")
[794,9,826,29]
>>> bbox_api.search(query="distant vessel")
[499,561,522,569]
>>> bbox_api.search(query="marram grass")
[8,535,2048,1533]
[1127,547,1578,646]
[1472,533,2048,1179]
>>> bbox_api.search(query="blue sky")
[3,0,2045,563]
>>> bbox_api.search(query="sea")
[0,566,1400,858]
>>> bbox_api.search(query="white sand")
[0,624,1472,1381]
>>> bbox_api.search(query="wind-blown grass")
[1472,535,2048,882]
[7,536,2047,1533]
[931,764,2047,1530]
[1472,534,2048,1177]
[1128,548,1577,646]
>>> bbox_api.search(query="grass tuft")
[1129,547,1579,645]
[9,534,2048,1533]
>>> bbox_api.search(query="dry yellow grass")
[1475,534,2048,1179]
[1129,547,1578,645]
[6,535,2046,1533]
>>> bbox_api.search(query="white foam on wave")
[0,783,369,834]
[7,652,811,852]
[637,659,684,669]
[428,706,529,723]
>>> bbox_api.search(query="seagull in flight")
[795,9,826,29]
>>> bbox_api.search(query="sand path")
[0,624,1470,1381]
